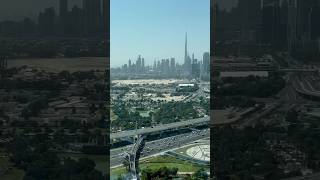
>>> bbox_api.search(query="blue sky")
[111,0,210,67]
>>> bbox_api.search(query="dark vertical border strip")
[210,0,216,179]
[104,0,110,179]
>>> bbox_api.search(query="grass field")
[0,149,25,180]
[1,168,25,180]
[110,155,208,177]
[138,110,151,117]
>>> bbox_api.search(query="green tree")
[192,168,209,180]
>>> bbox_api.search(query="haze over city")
[0,0,83,21]
[110,0,210,68]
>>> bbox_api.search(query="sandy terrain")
[7,57,109,72]
[112,79,188,85]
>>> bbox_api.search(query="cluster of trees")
[213,126,282,179]
[191,168,210,180]
[140,167,178,179]
[0,93,30,104]
[50,128,106,148]
[198,96,210,114]
[72,71,99,81]
[112,99,201,131]
[111,107,152,130]
[154,102,198,124]
[116,167,209,180]
[213,117,320,179]
[7,135,105,180]
[0,67,19,78]
[21,97,49,120]
[0,39,108,58]
[0,79,64,91]
[58,70,101,82]
[286,109,320,170]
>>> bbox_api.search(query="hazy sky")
[0,0,82,21]
[0,0,237,21]
[111,0,210,68]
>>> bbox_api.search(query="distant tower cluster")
[215,0,320,56]
[184,32,210,79]
[5,0,110,36]
[118,32,210,80]
[153,57,177,76]
[123,55,146,73]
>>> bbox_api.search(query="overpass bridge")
[110,117,209,140]
[292,76,320,100]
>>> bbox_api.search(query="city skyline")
[0,0,109,37]
[0,0,82,21]
[0,0,237,20]
[110,0,210,68]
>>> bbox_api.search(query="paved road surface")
[110,129,210,167]
[110,117,209,139]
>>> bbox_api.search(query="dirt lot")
[7,57,109,72]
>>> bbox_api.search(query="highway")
[236,103,281,128]
[291,74,320,99]
[110,128,210,168]
[110,116,209,139]
[279,68,317,73]
[282,172,320,180]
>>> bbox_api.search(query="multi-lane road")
[110,116,209,139]
[110,83,210,168]
[110,128,210,168]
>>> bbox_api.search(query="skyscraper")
[153,60,157,70]
[59,0,68,18]
[262,0,281,47]
[184,32,191,74]
[184,32,188,65]
[203,52,210,74]
[142,58,145,71]
[192,59,200,78]
[69,5,83,35]
[102,0,109,34]
[59,0,68,34]
[170,58,176,73]
[38,7,56,35]
[288,0,298,52]
[83,0,102,34]
[137,55,142,72]
[165,59,170,74]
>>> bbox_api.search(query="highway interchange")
[110,81,210,169]
[110,128,210,168]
